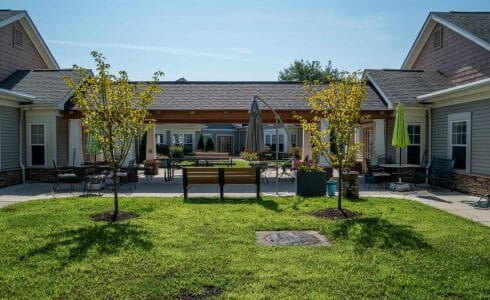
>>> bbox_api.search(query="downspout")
[19,108,25,183]
[427,105,432,162]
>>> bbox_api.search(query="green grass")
[0,196,489,299]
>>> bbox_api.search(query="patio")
[0,168,488,227]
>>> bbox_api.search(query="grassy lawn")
[0,196,489,299]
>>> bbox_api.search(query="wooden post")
[256,167,261,199]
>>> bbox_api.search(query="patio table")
[379,164,422,191]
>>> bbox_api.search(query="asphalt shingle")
[0,10,23,22]
[366,69,454,105]
[0,70,79,105]
[147,81,388,111]
[433,12,490,44]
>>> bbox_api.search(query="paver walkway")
[0,170,488,227]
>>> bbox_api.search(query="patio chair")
[418,156,455,191]
[364,158,391,189]
[116,159,136,191]
[52,159,82,192]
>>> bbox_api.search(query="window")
[407,124,421,164]
[290,133,297,147]
[433,28,442,49]
[13,28,23,49]
[155,134,165,144]
[171,132,193,150]
[30,124,45,165]
[448,112,471,171]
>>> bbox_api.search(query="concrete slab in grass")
[256,230,330,246]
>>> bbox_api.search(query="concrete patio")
[0,168,488,227]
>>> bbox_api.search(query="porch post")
[301,129,313,161]
[146,125,156,161]
[373,119,385,159]
[68,119,83,166]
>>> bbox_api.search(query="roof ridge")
[128,81,309,84]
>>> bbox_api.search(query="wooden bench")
[182,167,260,200]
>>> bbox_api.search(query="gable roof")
[137,81,389,111]
[0,69,78,107]
[366,69,454,106]
[0,10,58,69]
[402,11,490,69]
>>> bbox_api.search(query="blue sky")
[4,0,489,81]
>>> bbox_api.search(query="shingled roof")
[0,69,79,106]
[366,69,454,105]
[0,10,23,22]
[146,81,388,111]
[433,12,490,43]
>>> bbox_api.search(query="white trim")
[0,12,59,69]
[418,78,490,102]
[447,112,471,173]
[0,88,35,103]
[405,123,424,165]
[402,13,490,69]
[366,74,393,109]
[27,123,47,167]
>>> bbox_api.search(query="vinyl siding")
[56,117,68,166]
[0,105,20,170]
[431,98,490,175]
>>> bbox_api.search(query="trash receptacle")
[326,180,337,197]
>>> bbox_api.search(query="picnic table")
[160,156,235,182]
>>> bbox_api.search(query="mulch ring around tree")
[178,285,223,300]
[91,211,139,222]
[310,208,361,220]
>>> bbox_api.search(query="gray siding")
[56,117,68,166]
[0,105,20,170]
[432,98,490,175]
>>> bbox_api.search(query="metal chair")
[116,159,136,191]
[52,159,82,192]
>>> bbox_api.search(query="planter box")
[296,171,327,197]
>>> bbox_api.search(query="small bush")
[240,151,259,161]
[289,147,302,159]
[197,135,205,151]
[205,138,215,152]
[170,146,184,158]
[259,151,273,160]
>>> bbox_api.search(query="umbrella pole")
[275,117,279,194]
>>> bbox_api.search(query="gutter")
[0,88,35,103]
[417,78,490,102]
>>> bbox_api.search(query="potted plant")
[295,160,328,197]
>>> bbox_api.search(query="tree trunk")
[337,165,343,210]
[112,168,119,221]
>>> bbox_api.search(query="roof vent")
[433,28,443,50]
[176,78,187,82]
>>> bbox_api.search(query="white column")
[319,119,330,166]
[373,119,385,159]
[301,129,313,161]
[146,125,156,161]
[68,119,83,166]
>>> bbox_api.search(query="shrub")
[197,135,205,151]
[289,146,302,159]
[170,146,184,158]
[156,144,170,156]
[259,151,273,160]
[240,151,259,161]
[294,160,324,172]
[205,138,215,152]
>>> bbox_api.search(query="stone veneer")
[437,171,490,196]
[0,169,23,187]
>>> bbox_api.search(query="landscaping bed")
[0,196,489,299]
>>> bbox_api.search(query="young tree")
[65,51,163,221]
[205,137,215,152]
[278,59,340,82]
[197,134,205,151]
[296,71,366,210]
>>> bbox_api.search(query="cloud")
[48,40,282,65]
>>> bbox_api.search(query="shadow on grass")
[332,217,432,252]
[20,223,153,267]
[183,197,281,212]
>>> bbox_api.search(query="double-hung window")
[448,112,471,171]
[30,124,45,165]
[155,134,165,145]
[407,124,421,165]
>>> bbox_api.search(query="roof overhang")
[402,13,490,70]
[0,11,59,69]
[0,87,34,103]
[417,78,490,107]
[365,73,393,109]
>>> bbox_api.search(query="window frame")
[407,123,422,165]
[29,123,47,166]
[155,133,166,145]
[447,112,471,172]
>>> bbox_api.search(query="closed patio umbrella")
[87,133,101,161]
[391,103,410,166]
[245,98,264,153]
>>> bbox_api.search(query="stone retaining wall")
[436,171,490,196]
[0,169,23,187]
